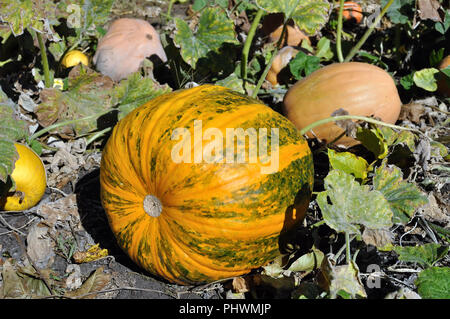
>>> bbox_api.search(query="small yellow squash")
[61,50,89,68]
[1,143,47,211]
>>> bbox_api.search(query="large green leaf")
[0,88,28,182]
[373,161,428,225]
[317,170,393,235]
[394,243,449,268]
[415,267,450,299]
[173,7,238,68]
[256,0,330,35]
[0,0,60,42]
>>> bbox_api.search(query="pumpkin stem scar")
[143,195,163,217]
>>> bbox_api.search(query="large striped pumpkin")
[100,85,313,285]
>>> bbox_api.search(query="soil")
[0,0,449,300]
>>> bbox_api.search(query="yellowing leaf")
[356,126,388,159]
[174,7,238,68]
[413,68,439,91]
[317,170,393,235]
[256,0,330,35]
[73,244,109,263]
[287,247,324,273]
[328,149,369,180]
[373,161,428,224]
[319,257,367,299]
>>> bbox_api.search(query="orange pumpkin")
[266,46,299,85]
[100,85,314,284]
[283,62,402,147]
[93,18,167,81]
[340,2,363,24]
[437,55,450,97]
[262,13,310,47]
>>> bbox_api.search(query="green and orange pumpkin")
[100,85,314,285]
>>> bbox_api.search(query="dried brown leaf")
[232,277,250,293]
[36,194,80,229]
[64,267,111,299]
[419,193,450,224]
[418,0,442,22]
[332,108,358,138]
[26,223,55,269]
[399,103,425,124]
[361,228,394,250]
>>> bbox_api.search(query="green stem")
[298,114,422,136]
[252,46,279,98]
[35,31,52,88]
[344,0,395,62]
[251,21,289,98]
[85,127,112,146]
[241,8,264,84]
[167,0,176,19]
[336,0,345,63]
[28,109,113,141]
[345,232,351,264]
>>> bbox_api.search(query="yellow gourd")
[1,144,47,211]
[61,50,89,68]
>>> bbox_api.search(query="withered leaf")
[36,65,114,136]
[418,0,442,22]
[64,267,111,299]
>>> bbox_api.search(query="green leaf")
[429,48,445,67]
[382,0,413,25]
[49,40,67,62]
[413,68,439,91]
[394,244,449,268]
[400,73,414,90]
[416,267,450,299]
[373,161,428,225]
[256,0,330,35]
[317,170,393,235]
[192,0,208,11]
[315,37,333,61]
[434,10,450,34]
[289,51,320,80]
[327,149,369,181]
[356,51,389,70]
[355,126,388,159]
[174,7,238,68]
